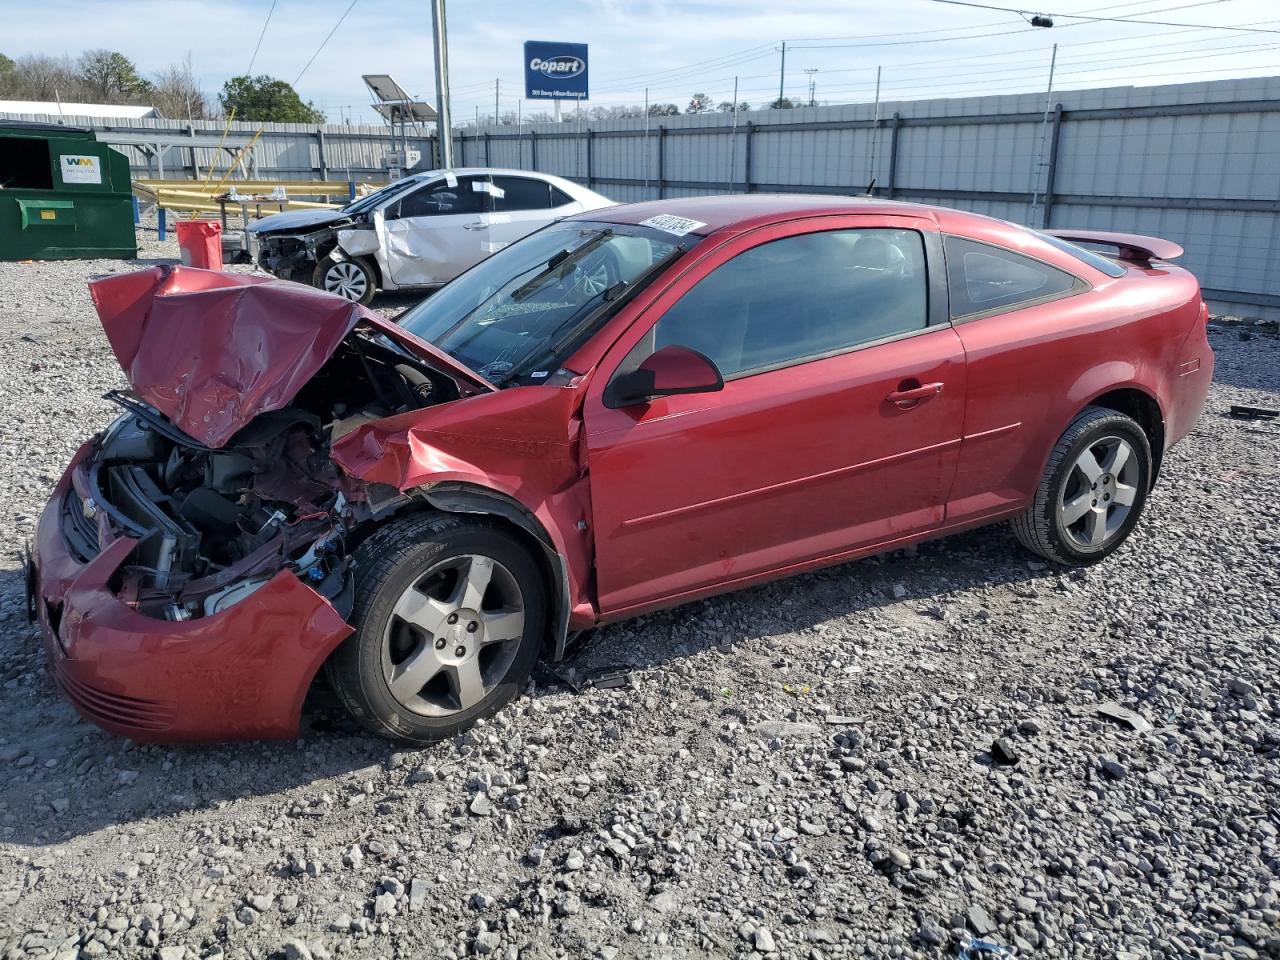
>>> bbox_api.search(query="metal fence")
[456,75,1280,317]
[4,75,1278,314]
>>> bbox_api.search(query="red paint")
[33,447,353,742]
[35,197,1214,742]
[1044,228,1184,263]
[90,265,493,448]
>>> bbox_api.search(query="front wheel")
[1011,405,1153,565]
[326,514,547,742]
[313,253,376,305]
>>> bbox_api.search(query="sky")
[2,0,1278,124]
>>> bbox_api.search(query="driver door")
[582,216,966,618]
[382,174,491,286]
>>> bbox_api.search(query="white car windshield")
[395,221,692,385]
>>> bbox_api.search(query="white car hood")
[250,208,350,234]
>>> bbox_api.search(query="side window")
[550,186,575,207]
[491,176,552,212]
[642,229,929,379]
[945,235,1081,318]
[396,176,489,218]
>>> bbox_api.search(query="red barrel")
[175,219,223,270]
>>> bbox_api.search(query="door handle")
[886,381,944,407]
[463,221,488,231]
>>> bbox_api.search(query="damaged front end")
[252,211,376,282]
[30,266,499,740]
[69,395,358,621]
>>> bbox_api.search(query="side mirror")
[605,344,724,408]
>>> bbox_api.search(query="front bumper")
[30,441,353,742]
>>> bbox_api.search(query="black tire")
[312,253,376,305]
[1011,405,1153,566]
[325,513,547,742]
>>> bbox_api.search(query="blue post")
[132,195,140,225]
[157,208,167,241]
[348,180,356,201]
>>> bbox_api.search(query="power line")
[246,0,278,76]
[927,0,1280,34]
[293,0,360,86]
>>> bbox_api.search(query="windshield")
[343,176,426,214]
[395,221,692,385]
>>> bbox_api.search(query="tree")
[686,92,710,114]
[769,97,796,110]
[151,54,207,119]
[718,100,750,113]
[79,49,152,102]
[647,102,680,117]
[0,54,16,96]
[219,74,324,123]
[11,54,80,100]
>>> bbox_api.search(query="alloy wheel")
[380,554,525,717]
[323,261,369,301]
[1058,435,1140,550]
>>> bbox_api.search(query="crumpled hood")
[89,266,494,448]
[248,207,349,234]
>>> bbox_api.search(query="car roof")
[567,193,1035,239]
[405,167,609,203]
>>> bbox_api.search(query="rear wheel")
[326,514,546,742]
[313,253,376,305]
[1011,406,1153,565]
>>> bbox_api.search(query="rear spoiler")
[1045,229,1183,264]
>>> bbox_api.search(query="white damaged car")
[249,168,614,304]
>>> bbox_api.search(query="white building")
[0,100,160,121]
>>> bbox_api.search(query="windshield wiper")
[510,230,613,302]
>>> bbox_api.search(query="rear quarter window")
[944,235,1085,320]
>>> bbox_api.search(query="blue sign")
[524,41,589,101]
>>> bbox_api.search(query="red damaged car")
[27,195,1213,743]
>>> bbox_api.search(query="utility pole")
[643,87,650,195]
[804,68,818,107]
[867,65,882,192]
[430,0,454,168]
[727,75,740,192]
[777,41,786,107]
[495,77,500,125]
[1028,43,1058,224]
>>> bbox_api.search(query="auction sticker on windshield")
[639,214,706,236]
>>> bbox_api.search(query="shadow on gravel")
[548,522,1050,703]
[0,522,1053,847]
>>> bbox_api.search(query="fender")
[330,386,597,657]
[420,483,575,660]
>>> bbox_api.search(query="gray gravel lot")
[0,235,1277,960]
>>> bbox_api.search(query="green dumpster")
[0,119,137,260]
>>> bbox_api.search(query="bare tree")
[11,54,81,100]
[152,54,207,120]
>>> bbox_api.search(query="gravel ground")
[0,232,1277,960]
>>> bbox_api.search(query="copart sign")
[524,41,589,101]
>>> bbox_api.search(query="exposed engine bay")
[63,330,457,621]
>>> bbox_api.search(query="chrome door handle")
[886,381,944,407]
[463,221,488,231]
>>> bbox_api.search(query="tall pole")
[430,0,454,168]
[1028,43,1058,223]
[643,87,650,195]
[867,65,882,193]
[727,75,740,192]
[495,77,500,125]
[777,41,786,107]
[804,68,817,107]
